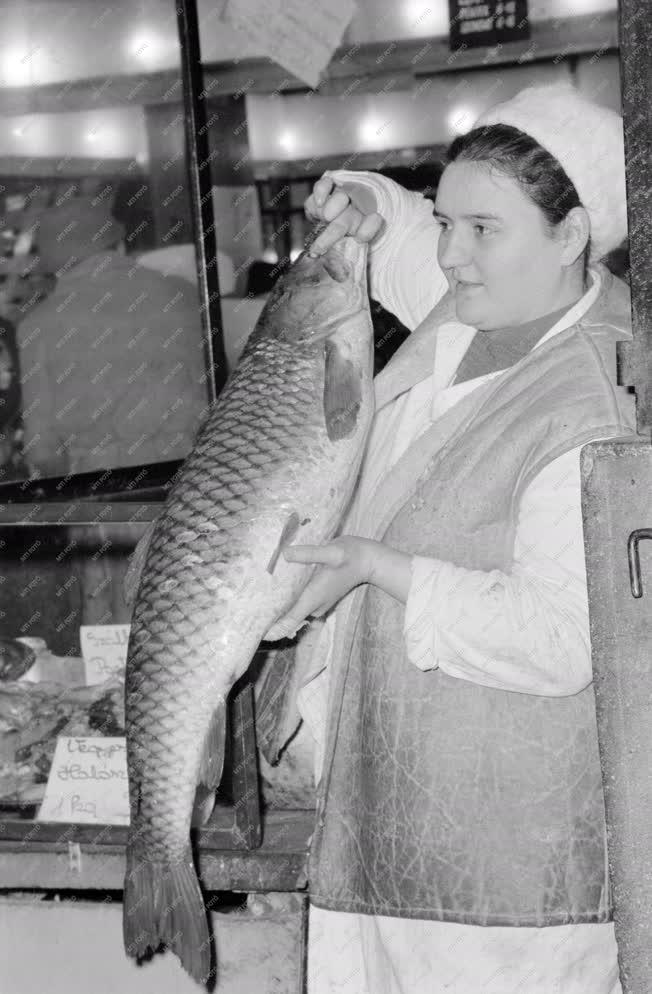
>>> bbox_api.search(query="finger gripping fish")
[122,229,375,986]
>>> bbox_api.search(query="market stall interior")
[0,0,648,990]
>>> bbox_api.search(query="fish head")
[250,231,370,348]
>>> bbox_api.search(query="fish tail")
[123,843,212,986]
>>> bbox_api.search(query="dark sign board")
[448,0,530,50]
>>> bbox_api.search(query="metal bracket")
[627,529,652,598]
[67,841,82,873]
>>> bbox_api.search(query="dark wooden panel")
[615,0,652,434]
[0,809,311,891]
[0,502,164,525]
[0,806,311,849]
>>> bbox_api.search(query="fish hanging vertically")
[122,228,375,986]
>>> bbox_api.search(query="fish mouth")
[255,229,370,347]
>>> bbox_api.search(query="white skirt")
[307,901,622,994]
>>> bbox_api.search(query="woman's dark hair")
[446,124,591,283]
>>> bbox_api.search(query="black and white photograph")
[0,0,649,991]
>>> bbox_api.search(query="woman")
[271,83,634,994]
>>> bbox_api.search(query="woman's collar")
[533,268,603,350]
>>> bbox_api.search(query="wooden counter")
[0,807,312,893]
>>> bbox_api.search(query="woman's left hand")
[264,536,375,639]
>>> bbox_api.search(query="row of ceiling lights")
[0,0,612,87]
[5,106,475,161]
[275,104,476,155]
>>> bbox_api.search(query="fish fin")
[323,338,362,442]
[266,511,301,574]
[198,699,227,789]
[123,520,157,606]
[191,784,217,827]
[123,844,212,986]
[254,641,299,765]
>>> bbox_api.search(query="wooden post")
[581,0,652,989]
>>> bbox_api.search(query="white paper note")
[80,624,130,685]
[38,736,129,826]
[221,0,357,89]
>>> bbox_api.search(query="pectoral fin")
[254,641,299,765]
[323,338,361,441]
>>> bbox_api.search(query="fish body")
[122,232,374,985]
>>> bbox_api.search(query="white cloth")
[299,172,623,994]
[308,909,622,994]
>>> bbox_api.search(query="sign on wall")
[448,0,530,50]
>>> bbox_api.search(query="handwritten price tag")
[38,737,130,826]
[80,625,130,685]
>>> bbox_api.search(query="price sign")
[449,0,530,51]
[38,736,129,826]
[80,624,130,685]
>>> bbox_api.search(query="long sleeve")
[402,444,593,696]
[326,169,448,330]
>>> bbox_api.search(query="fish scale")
[123,232,375,986]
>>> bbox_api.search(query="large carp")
[122,229,375,985]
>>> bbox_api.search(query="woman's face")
[434,159,573,330]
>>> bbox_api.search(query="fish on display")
[122,227,375,986]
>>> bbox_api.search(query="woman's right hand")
[304,173,385,258]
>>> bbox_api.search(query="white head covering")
[475,82,627,261]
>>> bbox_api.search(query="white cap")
[475,83,627,261]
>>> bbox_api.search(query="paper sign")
[38,736,129,825]
[221,0,356,89]
[448,0,530,50]
[80,624,130,685]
